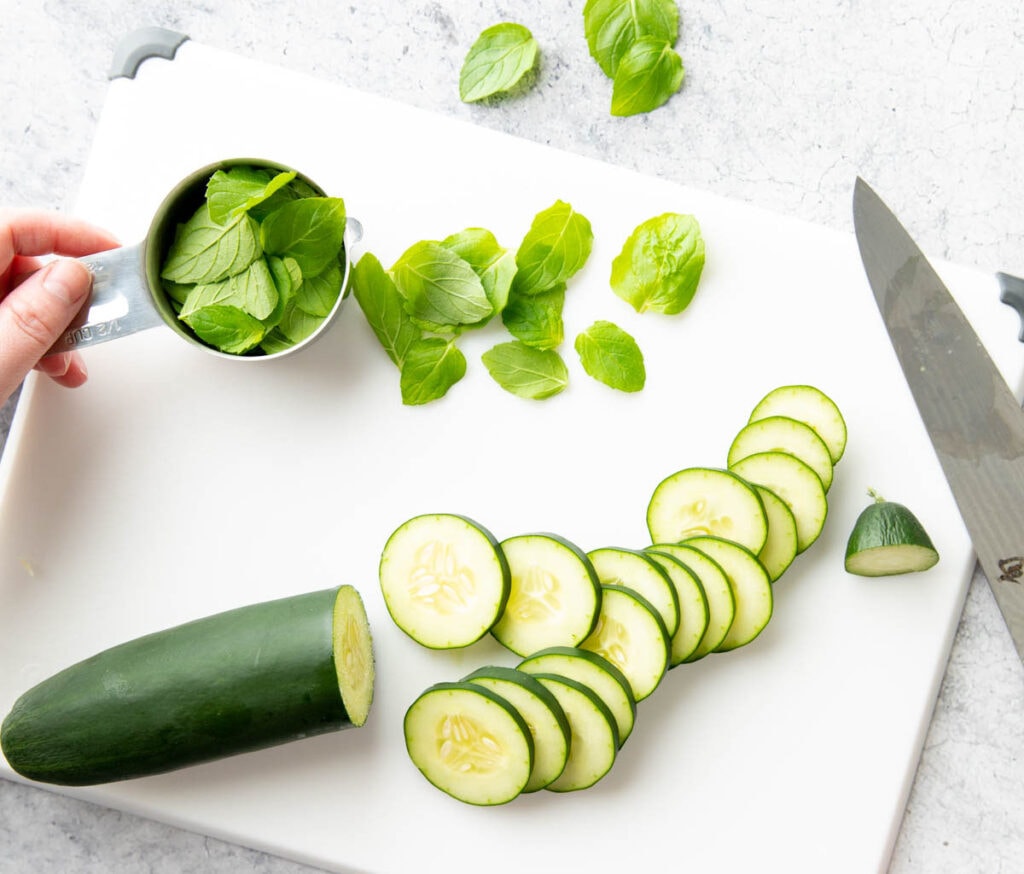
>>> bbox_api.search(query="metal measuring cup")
[45,158,362,361]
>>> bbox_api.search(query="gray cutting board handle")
[109,27,189,80]
[998,272,1024,342]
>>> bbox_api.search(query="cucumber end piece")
[332,585,375,727]
[844,498,939,577]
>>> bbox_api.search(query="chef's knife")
[852,177,1024,663]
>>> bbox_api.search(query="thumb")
[0,259,93,401]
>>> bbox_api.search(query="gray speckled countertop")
[2,2,1023,872]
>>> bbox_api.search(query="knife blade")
[852,177,1024,663]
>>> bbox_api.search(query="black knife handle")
[998,272,1024,342]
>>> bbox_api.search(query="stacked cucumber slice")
[384,383,846,805]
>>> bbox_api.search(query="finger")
[0,259,94,403]
[0,209,119,273]
[1,254,43,296]
[35,350,88,389]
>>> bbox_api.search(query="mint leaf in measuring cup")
[161,204,261,285]
[261,197,348,277]
[206,167,297,224]
[181,305,267,355]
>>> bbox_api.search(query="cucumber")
[531,674,619,792]
[379,513,510,649]
[647,543,735,662]
[0,585,374,786]
[517,646,637,748]
[580,585,670,701]
[647,467,768,555]
[845,491,940,576]
[462,666,571,792]
[587,547,681,638]
[491,533,602,658]
[728,415,834,491]
[682,536,773,651]
[751,485,799,582]
[404,681,533,806]
[643,550,710,665]
[729,451,828,553]
[748,384,847,464]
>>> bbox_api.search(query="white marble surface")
[1,1,1022,871]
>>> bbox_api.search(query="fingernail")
[41,259,91,306]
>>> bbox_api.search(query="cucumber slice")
[587,547,681,638]
[404,681,533,806]
[682,536,773,652]
[845,492,940,576]
[644,550,711,665]
[748,384,847,464]
[379,513,510,649]
[580,585,670,701]
[517,646,637,748]
[729,452,828,553]
[462,666,571,792]
[531,674,619,792]
[648,543,735,662]
[491,534,601,658]
[751,485,799,582]
[728,415,834,491]
[647,467,768,555]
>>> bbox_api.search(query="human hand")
[0,209,119,406]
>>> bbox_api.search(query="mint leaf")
[351,253,422,368]
[482,341,568,399]
[278,305,325,345]
[259,329,293,356]
[513,200,594,295]
[440,228,516,315]
[391,241,493,328]
[583,0,679,77]
[206,167,297,224]
[179,257,279,322]
[574,320,646,392]
[400,338,467,405]
[265,255,302,325]
[460,23,539,102]
[611,212,705,313]
[610,37,685,116]
[261,196,347,276]
[295,261,343,317]
[501,285,565,349]
[161,203,260,285]
[181,305,266,355]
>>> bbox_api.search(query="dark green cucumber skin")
[1,587,351,786]
[845,501,937,559]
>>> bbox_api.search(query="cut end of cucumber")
[844,498,939,578]
[844,545,940,577]
[332,585,375,727]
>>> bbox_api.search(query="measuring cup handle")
[44,242,163,357]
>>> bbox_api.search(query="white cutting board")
[2,40,1020,874]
